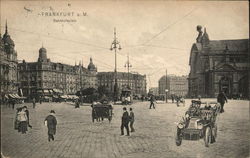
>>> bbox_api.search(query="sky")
[0,1,249,87]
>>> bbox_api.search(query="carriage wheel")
[213,124,217,139]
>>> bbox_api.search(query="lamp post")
[165,89,168,103]
[124,54,132,89]
[110,28,122,101]
[165,69,168,103]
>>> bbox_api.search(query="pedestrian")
[39,97,42,104]
[129,108,135,132]
[171,94,175,103]
[75,99,80,108]
[14,107,22,130]
[176,96,180,107]
[44,110,57,142]
[217,91,227,113]
[17,107,28,134]
[141,96,144,102]
[121,107,130,136]
[23,106,32,128]
[11,99,16,110]
[149,95,155,109]
[198,95,201,101]
[32,98,36,108]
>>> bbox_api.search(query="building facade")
[18,47,97,99]
[149,87,159,96]
[158,75,188,97]
[97,72,147,97]
[0,23,18,101]
[188,26,249,98]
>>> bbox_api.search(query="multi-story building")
[188,26,249,98]
[18,47,97,99]
[0,23,18,102]
[97,72,147,97]
[158,75,188,97]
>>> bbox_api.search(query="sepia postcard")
[0,0,249,158]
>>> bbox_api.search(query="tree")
[98,86,110,96]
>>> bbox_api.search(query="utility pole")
[110,28,122,101]
[124,54,132,89]
[79,62,82,104]
[165,69,168,103]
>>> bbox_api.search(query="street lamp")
[124,55,132,89]
[165,89,168,103]
[110,28,122,101]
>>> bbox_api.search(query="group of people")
[14,106,32,134]
[121,107,135,136]
[13,104,57,142]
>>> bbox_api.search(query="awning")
[37,90,43,93]
[8,94,16,99]
[43,90,50,94]
[67,95,79,99]
[60,95,68,99]
[53,89,63,94]
[13,94,20,99]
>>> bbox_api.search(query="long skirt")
[19,121,28,133]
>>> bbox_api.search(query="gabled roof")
[208,39,248,52]
[215,63,238,71]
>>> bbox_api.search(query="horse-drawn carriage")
[91,101,113,123]
[175,100,221,147]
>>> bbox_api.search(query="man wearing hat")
[121,107,130,136]
[44,110,57,142]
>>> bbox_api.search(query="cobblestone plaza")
[1,99,249,158]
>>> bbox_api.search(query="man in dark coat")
[75,99,80,108]
[11,99,16,109]
[23,106,32,128]
[217,91,228,113]
[171,94,175,103]
[149,95,155,109]
[45,110,57,142]
[129,108,135,132]
[32,98,36,108]
[121,107,130,136]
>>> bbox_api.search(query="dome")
[2,21,15,47]
[38,46,48,62]
[39,47,47,53]
[3,34,15,46]
[88,57,96,70]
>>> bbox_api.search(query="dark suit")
[25,109,32,128]
[217,92,227,113]
[121,111,130,136]
[129,111,135,132]
[149,96,155,109]
[45,114,57,141]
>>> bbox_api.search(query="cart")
[175,100,221,147]
[91,102,113,123]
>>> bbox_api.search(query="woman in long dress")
[17,107,28,134]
